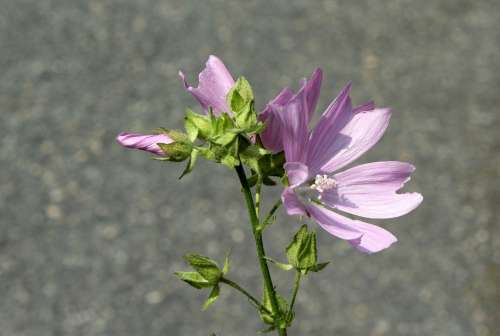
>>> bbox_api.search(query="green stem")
[235,164,287,336]
[220,277,271,315]
[288,271,302,321]
[260,199,282,231]
[255,176,262,218]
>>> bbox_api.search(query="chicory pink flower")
[179,55,235,116]
[116,132,173,156]
[267,72,423,253]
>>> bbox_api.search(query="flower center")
[310,174,337,199]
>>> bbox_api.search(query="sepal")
[174,271,212,289]
[264,257,293,271]
[202,285,220,310]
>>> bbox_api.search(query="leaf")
[202,285,220,310]
[220,152,240,168]
[185,109,211,139]
[183,254,222,284]
[226,77,258,130]
[174,271,212,289]
[212,131,237,146]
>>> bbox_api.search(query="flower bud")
[116,132,173,156]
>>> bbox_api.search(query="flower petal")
[352,100,375,114]
[282,188,307,216]
[306,203,397,253]
[277,88,309,163]
[259,88,295,153]
[346,220,398,254]
[116,132,173,156]
[303,68,323,122]
[305,203,362,240]
[284,162,310,187]
[315,108,392,174]
[323,161,423,218]
[179,55,235,116]
[306,83,354,175]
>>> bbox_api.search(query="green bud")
[286,225,317,271]
[157,142,192,162]
[260,287,289,327]
[183,254,222,284]
[286,225,329,273]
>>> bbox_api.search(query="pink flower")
[267,72,423,253]
[116,132,173,156]
[179,55,235,116]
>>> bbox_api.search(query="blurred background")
[1,0,499,335]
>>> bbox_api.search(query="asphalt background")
[1,1,499,335]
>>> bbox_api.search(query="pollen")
[310,174,337,195]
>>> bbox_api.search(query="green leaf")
[202,285,220,310]
[226,77,258,130]
[286,225,318,271]
[212,131,237,146]
[220,153,239,168]
[184,254,222,284]
[179,148,199,179]
[174,271,212,289]
[226,77,254,111]
[185,109,211,139]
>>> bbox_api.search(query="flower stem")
[255,176,262,218]
[235,164,287,336]
[220,277,271,315]
[288,271,302,321]
[260,199,282,231]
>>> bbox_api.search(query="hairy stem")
[220,277,271,315]
[235,164,287,336]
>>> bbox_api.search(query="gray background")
[1,0,499,335]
